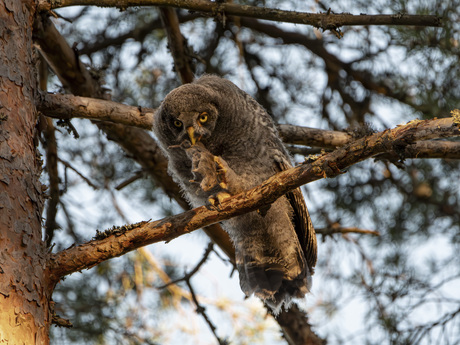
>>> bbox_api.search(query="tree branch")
[48,116,460,282]
[315,224,380,237]
[278,123,351,148]
[159,7,195,84]
[185,275,228,345]
[157,242,214,289]
[273,303,325,345]
[38,0,442,30]
[34,14,105,98]
[39,93,460,159]
[79,12,200,55]
[39,53,61,247]
[237,17,408,103]
[38,93,155,129]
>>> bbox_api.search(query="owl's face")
[155,84,219,148]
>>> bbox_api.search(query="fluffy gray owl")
[153,75,317,311]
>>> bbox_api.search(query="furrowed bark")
[0,0,51,343]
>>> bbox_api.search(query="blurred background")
[38,1,460,344]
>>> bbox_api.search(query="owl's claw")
[257,204,272,217]
[214,156,229,190]
[207,191,232,210]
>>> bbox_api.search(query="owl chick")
[153,75,317,312]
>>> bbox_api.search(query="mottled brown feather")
[277,161,317,273]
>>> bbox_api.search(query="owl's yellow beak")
[187,126,197,145]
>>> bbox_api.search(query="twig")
[408,306,460,344]
[58,200,83,243]
[58,158,99,189]
[185,279,229,345]
[51,314,73,328]
[115,171,145,190]
[39,54,61,247]
[79,12,200,55]
[157,242,214,289]
[315,224,380,236]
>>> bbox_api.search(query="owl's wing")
[276,160,317,274]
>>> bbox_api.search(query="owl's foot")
[186,145,238,196]
[186,146,220,192]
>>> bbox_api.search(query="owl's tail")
[236,247,311,314]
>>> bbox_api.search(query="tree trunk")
[0,0,50,343]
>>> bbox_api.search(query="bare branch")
[238,18,408,103]
[115,171,144,190]
[185,278,228,345]
[157,242,214,289]
[159,7,195,84]
[39,54,61,247]
[378,140,460,160]
[315,223,380,236]
[273,303,326,345]
[38,0,442,30]
[39,94,460,159]
[79,12,200,55]
[48,116,460,282]
[278,123,351,149]
[58,158,99,189]
[38,93,154,129]
[34,14,105,98]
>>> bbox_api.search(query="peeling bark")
[0,0,50,343]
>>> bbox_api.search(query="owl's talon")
[217,191,231,203]
[214,156,230,188]
[207,191,231,210]
[257,204,272,217]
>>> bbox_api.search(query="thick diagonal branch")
[49,116,460,282]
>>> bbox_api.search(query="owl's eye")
[198,112,208,124]
[173,120,182,128]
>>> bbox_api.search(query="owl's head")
[153,81,222,149]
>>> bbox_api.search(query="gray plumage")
[153,75,317,312]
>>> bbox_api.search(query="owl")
[153,75,317,312]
